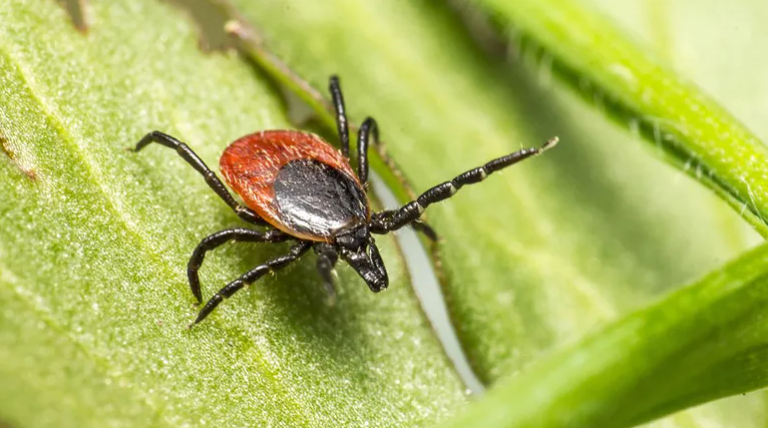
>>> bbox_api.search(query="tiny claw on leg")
[188,307,209,329]
[539,136,559,153]
[321,271,338,307]
[188,311,206,329]
[324,293,337,307]
[324,285,338,307]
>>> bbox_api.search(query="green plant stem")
[439,240,768,428]
[475,0,768,237]
[219,11,419,204]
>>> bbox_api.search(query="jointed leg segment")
[187,228,290,303]
[328,77,380,190]
[356,117,378,187]
[133,131,267,226]
[329,76,351,159]
[370,137,559,233]
[192,241,312,326]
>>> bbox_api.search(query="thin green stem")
[439,240,768,428]
[475,0,768,236]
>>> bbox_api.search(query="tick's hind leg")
[191,241,312,326]
[313,243,339,305]
[188,228,290,303]
[132,131,267,226]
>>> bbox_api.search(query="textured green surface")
[0,2,465,427]
[3,0,768,427]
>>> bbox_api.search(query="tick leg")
[313,243,339,305]
[132,131,267,226]
[191,241,312,326]
[371,210,439,241]
[329,76,379,188]
[355,116,416,201]
[356,117,378,187]
[328,75,351,159]
[188,228,290,304]
[370,137,559,233]
[411,219,439,241]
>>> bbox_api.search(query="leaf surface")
[0,2,466,427]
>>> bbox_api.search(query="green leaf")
[438,240,768,428]
[5,0,768,426]
[0,2,466,427]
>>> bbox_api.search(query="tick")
[133,75,558,326]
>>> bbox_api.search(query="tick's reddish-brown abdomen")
[219,130,367,241]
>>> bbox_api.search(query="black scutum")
[274,159,368,237]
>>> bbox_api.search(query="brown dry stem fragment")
[56,0,90,34]
[0,133,37,181]
[224,19,334,114]
[163,0,236,52]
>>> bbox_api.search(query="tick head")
[336,226,388,292]
[335,224,369,251]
